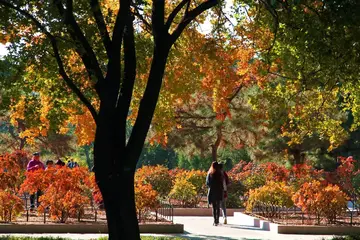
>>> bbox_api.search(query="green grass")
[141,237,186,240]
[0,238,70,240]
[0,236,186,240]
[325,236,360,240]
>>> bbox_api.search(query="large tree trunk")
[93,123,140,240]
[98,163,138,239]
[93,37,170,239]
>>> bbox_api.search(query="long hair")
[208,161,219,175]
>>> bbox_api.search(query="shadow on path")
[224,224,267,231]
[162,232,265,240]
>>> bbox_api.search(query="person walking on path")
[219,163,230,224]
[26,152,45,211]
[206,161,223,226]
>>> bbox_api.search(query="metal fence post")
[302,212,304,224]
[95,208,97,222]
[171,207,174,224]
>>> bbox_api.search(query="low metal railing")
[20,193,173,224]
[250,201,360,226]
[154,200,174,223]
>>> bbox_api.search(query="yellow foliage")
[10,94,51,145]
[9,96,26,126]
[246,181,294,214]
[60,105,96,146]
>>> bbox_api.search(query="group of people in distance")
[206,161,230,226]
[27,152,229,222]
[26,152,79,211]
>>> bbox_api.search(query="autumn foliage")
[135,165,173,197]
[292,181,348,223]
[169,177,197,207]
[169,169,207,206]
[20,167,91,222]
[246,181,294,218]
[134,178,159,220]
[231,157,355,222]
[0,150,27,191]
[0,190,23,222]
[0,150,357,224]
[88,174,103,205]
[0,151,27,222]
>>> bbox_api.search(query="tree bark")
[94,120,140,240]
[290,148,305,165]
[93,36,170,240]
[98,167,138,239]
[211,126,223,162]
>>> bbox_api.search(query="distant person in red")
[27,152,45,171]
[26,152,45,211]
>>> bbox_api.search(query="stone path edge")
[0,223,184,234]
[235,212,360,235]
[276,225,360,235]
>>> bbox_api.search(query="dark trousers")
[30,190,42,208]
[212,200,221,224]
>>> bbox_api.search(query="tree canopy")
[3,0,360,238]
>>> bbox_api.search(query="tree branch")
[116,15,136,146]
[175,109,216,119]
[131,4,152,33]
[90,0,112,56]
[101,0,130,102]
[185,0,191,14]
[0,0,98,121]
[152,0,166,41]
[227,85,243,102]
[165,0,189,31]
[258,0,279,56]
[54,0,105,84]
[170,0,219,44]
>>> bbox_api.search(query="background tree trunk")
[211,126,223,162]
[290,148,305,165]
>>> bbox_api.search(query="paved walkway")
[0,217,336,239]
[171,216,334,240]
